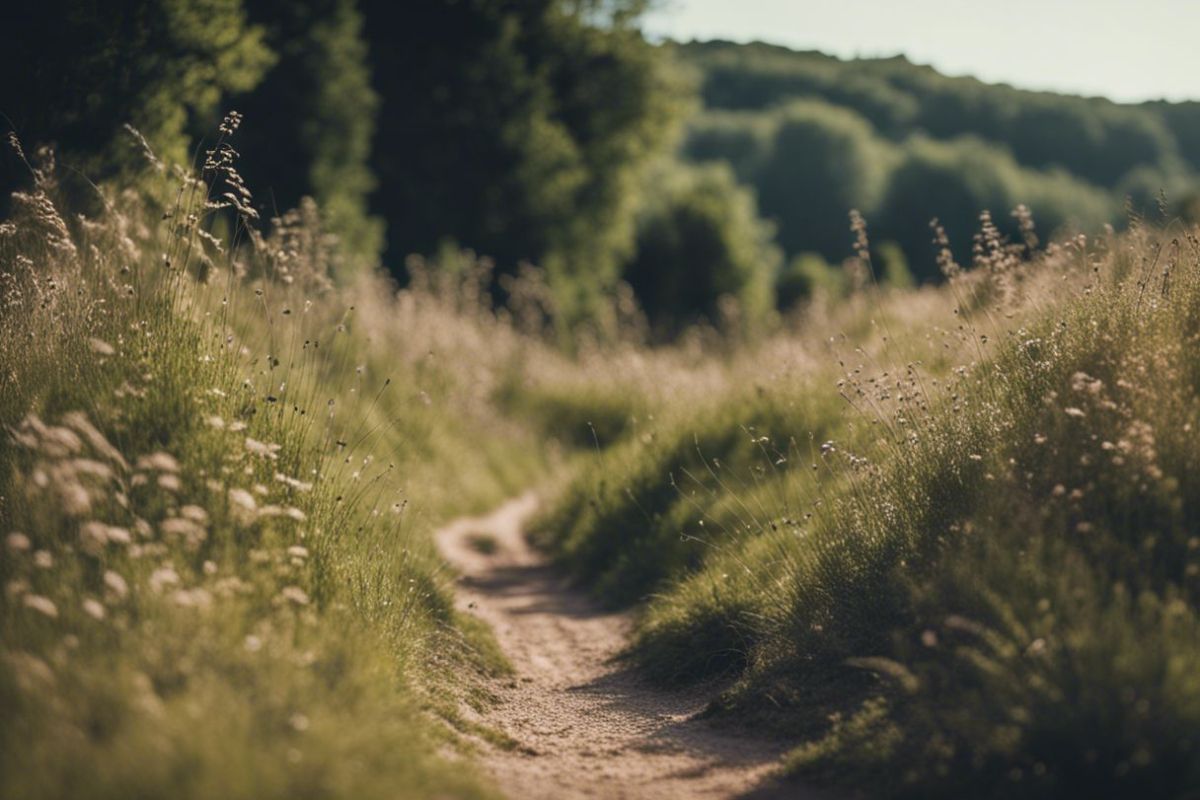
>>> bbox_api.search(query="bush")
[878,136,1114,279]
[623,162,780,337]
[754,101,890,260]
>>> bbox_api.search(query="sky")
[643,0,1200,103]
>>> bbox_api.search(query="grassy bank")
[533,221,1200,797]
[0,134,543,798]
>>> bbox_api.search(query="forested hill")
[673,39,1200,278]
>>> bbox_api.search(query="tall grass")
[6,113,1199,800]
[0,124,541,799]
[534,214,1200,797]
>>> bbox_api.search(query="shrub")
[623,162,780,337]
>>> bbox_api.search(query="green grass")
[0,139,541,799]
[6,121,1200,800]
[534,226,1200,797]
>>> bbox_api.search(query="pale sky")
[644,0,1200,103]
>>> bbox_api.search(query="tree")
[1,0,272,197]
[623,162,779,337]
[234,0,383,267]
[360,0,685,321]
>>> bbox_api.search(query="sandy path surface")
[435,493,821,800]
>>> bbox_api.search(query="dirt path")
[435,493,818,800]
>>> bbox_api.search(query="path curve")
[435,493,816,800]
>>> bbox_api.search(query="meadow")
[3,2,1200,794]
[3,114,1198,798]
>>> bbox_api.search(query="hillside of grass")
[0,127,548,799]
[532,217,1200,797]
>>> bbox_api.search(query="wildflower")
[23,594,58,618]
[244,437,281,460]
[180,505,209,525]
[229,488,257,513]
[260,504,307,522]
[104,570,129,599]
[6,532,31,553]
[88,338,115,356]
[71,458,114,481]
[1064,407,1086,418]
[1070,372,1104,395]
[33,550,53,569]
[287,545,309,560]
[214,577,250,597]
[244,635,263,653]
[278,586,309,606]
[157,473,182,492]
[205,415,226,430]
[79,521,131,555]
[82,598,106,620]
[59,482,92,517]
[275,472,313,492]
[137,452,180,473]
[160,517,207,549]
[149,566,180,592]
[171,588,213,609]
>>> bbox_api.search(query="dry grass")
[533,212,1200,798]
[0,122,544,799]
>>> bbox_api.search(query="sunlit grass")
[0,125,540,799]
[534,216,1200,797]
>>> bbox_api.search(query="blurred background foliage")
[3,2,1200,336]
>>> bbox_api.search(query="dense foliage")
[235,0,383,263]
[623,161,779,336]
[362,0,684,322]
[0,0,273,199]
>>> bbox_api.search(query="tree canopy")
[361,0,685,319]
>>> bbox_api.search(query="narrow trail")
[435,493,818,800]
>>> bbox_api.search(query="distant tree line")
[678,40,1200,284]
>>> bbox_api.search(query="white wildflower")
[274,473,313,492]
[180,505,209,525]
[229,487,257,513]
[278,586,309,606]
[149,566,180,592]
[160,517,207,549]
[136,452,180,473]
[244,438,281,460]
[23,594,58,618]
[88,338,116,356]
[82,598,106,620]
[104,570,129,599]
